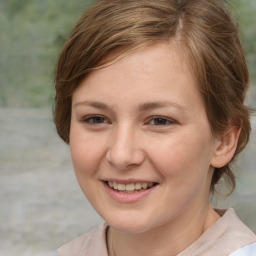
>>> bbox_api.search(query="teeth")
[148,182,153,188]
[107,181,155,192]
[117,183,125,190]
[142,183,147,189]
[135,183,142,190]
[125,183,135,191]
[108,181,113,188]
[113,182,118,189]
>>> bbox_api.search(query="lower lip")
[103,182,158,203]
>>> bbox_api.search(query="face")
[70,43,219,234]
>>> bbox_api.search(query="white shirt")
[229,242,256,256]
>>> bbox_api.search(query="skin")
[69,42,238,256]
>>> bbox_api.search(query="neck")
[108,204,220,256]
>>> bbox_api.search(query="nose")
[106,125,145,171]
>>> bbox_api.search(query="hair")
[54,0,251,193]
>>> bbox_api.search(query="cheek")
[69,132,107,201]
[70,130,104,177]
[151,133,212,182]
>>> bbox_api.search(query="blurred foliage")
[0,0,255,107]
[0,0,94,107]
[230,0,256,86]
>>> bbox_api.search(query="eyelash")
[81,115,175,126]
[147,116,175,126]
[81,115,109,125]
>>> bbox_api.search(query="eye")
[82,115,109,125]
[148,116,175,126]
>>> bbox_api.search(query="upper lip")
[102,179,159,184]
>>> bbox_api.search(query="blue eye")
[82,115,108,124]
[149,116,175,126]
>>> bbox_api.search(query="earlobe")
[210,126,241,168]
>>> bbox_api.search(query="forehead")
[92,41,192,75]
[72,42,204,114]
[79,41,193,90]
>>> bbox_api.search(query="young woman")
[54,0,256,255]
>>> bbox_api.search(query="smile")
[106,181,157,193]
[103,180,159,203]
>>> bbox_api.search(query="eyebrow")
[74,100,187,113]
[73,101,111,110]
[137,101,187,112]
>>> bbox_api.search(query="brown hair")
[54,0,251,192]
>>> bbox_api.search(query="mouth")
[105,181,159,193]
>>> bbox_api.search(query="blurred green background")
[0,0,256,108]
[0,0,94,107]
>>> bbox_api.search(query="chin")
[104,212,157,234]
[111,222,150,234]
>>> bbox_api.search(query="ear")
[210,126,241,168]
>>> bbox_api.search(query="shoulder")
[179,209,256,256]
[209,209,256,255]
[57,223,108,256]
[212,209,256,255]
[229,242,256,256]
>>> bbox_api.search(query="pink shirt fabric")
[57,209,256,256]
